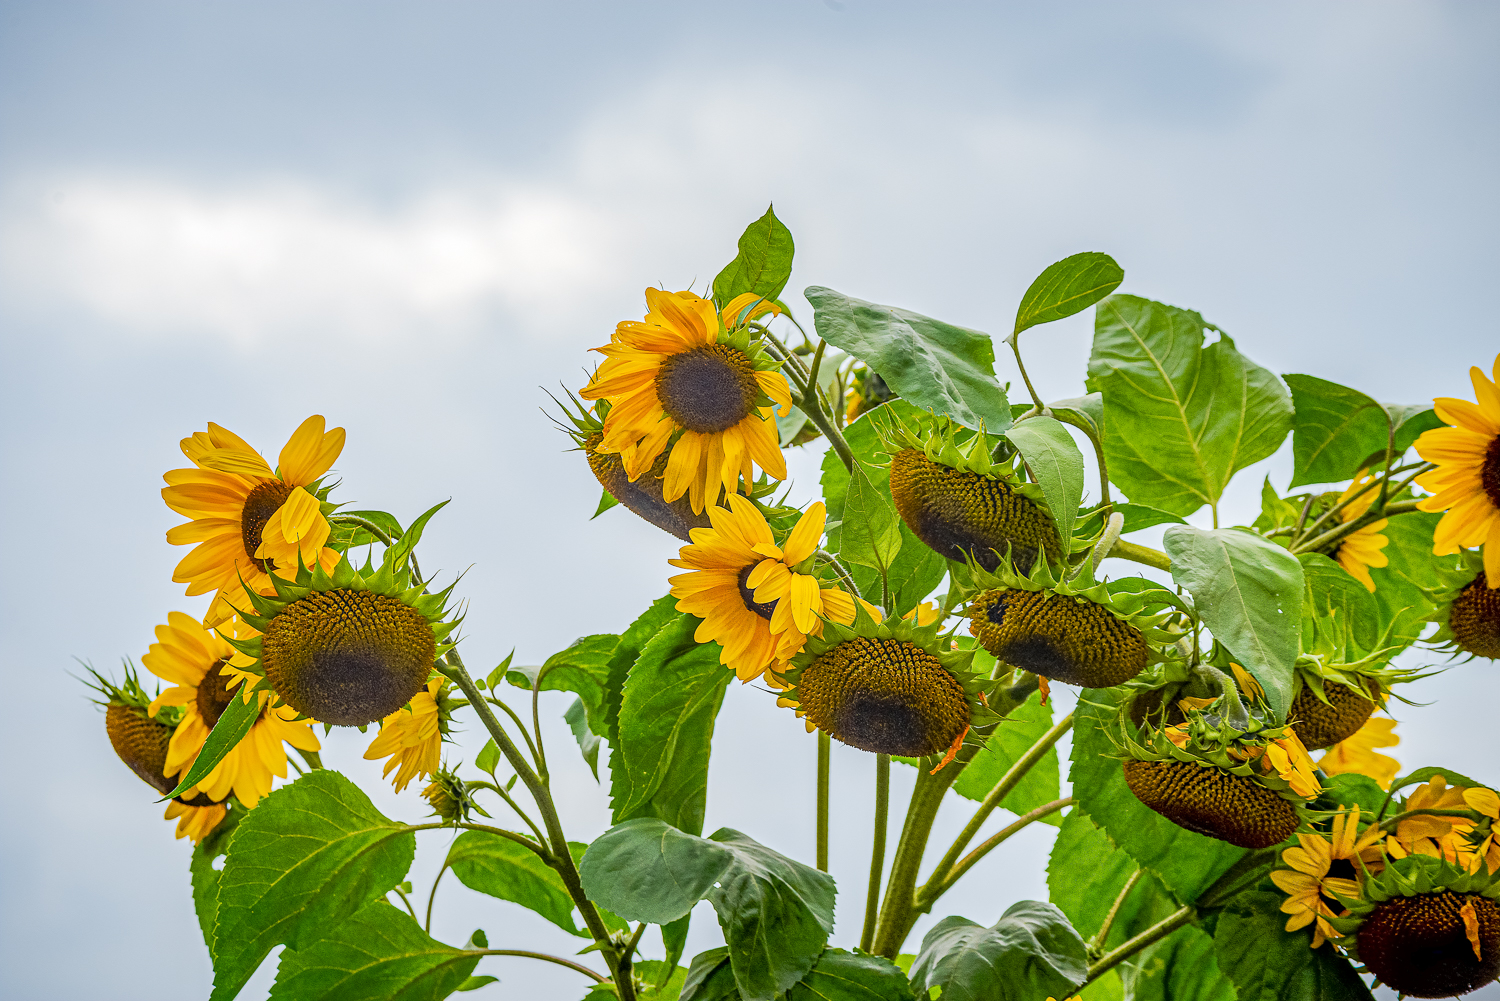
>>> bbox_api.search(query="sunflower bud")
[105,704,176,797]
[422,768,475,822]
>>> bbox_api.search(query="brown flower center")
[737,564,779,620]
[240,480,294,572]
[654,344,760,434]
[1483,433,1500,509]
[195,657,240,730]
[1449,570,1500,659]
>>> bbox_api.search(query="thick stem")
[1109,539,1172,572]
[486,696,543,770]
[919,797,1073,909]
[471,949,609,984]
[1088,512,1125,577]
[1292,499,1423,556]
[763,330,855,472]
[817,732,831,873]
[1083,906,1196,986]
[860,754,891,952]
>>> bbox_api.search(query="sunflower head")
[879,411,1065,574]
[1330,854,1500,997]
[229,545,460,727]
[1116,696,1321,849]
[421,765,485,823]
[1414,353,1500,588]
[779,603,995,762]
[85,663,181,797]
[1428,549,1500,661]
[1286,640,1425,750]
[961,552,1184,690]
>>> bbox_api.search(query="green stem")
[762,330,855,472]
[1109,539,1172,572]
[1291,499,1424,556]
[466,780,548,845]
[816,549,860,598]
[470,949,609,984]
[404,821,546,858]
[817,732,831,873]
[391,886,419,923]
[425,863,449,933]
[860,753,891,952]
[924,714,1074,896]
[485,696,543,771]
[1051,409,1111,510]
[870,749,969,957]
[1087,512,1125,577]
[1083,905,1195,986]
[328,513,394,547]
[920,797,1072,908]
[1005,331,1047,414]
[1088,869,1141,955]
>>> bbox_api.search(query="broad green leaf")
[267,900,479,1001]
[1387,405,1442,455]
[1070,690,1246,903]
[681,948,739,1001]
[581,819,836,1001]
[190,805,243,960]
[604,595,681,743]
[162,691,259,799]
[805,286,1011,433]
[1087,296,1292,518]
[1082,971,1125,1001]
[209,771,416,1001]
[565,696,602,779]
[1119,924,1235,1001]
[1163,526,1303,719]
[609,614,731,834]
[713,205,795,306]
[593,488,620,519]
[387,499,448,574]
[330,508,405,549]
[1283,374,1391,488]
[1004,416,1085,553]
[1366,510,1450,648]
[951,690,1061,824]
[1314,773,1388,815]
[1047,811,1179,946]
[1014,252,1124,334]
[507,633,619,738]
[474,739,499,776]
[909,901,1088,1001]
[1213,891,1375,1000]
[788,949,916,1001]
[1389,765,1493,797]
[1049,393,1105,435]
[1252,477,1303,536]
[661,914,693,987]
[1298,553,1378,653]
[446,830,582,936]
[840,460,903,573]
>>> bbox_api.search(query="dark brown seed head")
[105,704,175,796]
[968,588,1150,688]
[1122,758,1299,849]
[1450,571,1500,660]
[796,637,969,756]
[1357,892,1499,997]
[585,432,712,540]
[654,343,760,434]
[1289,679,1378,750]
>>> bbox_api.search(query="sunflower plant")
[84,205,1500,1000]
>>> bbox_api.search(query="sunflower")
[1386,775,1477,865]
[1429,550,1500,660]
[162,416,346,625]
[1319,717,1401,789]
[364,676,447,792]
[1271,806,1383,947]
[142,611,320,808]
[580,289,793,514]
[1463,788,1500,876]
[1415,353,1500,587]
[1327,471,1389,592]
[669,496,863,683]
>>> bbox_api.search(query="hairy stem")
[485,696,544,772]
[466,780,548,845]
[1088,869,1141,954]
[391,886,419,923]
[1292,499,1424,556]
[1005,332,1047,414]
[860,753,891,952]
[471,949,609,984]
[1088,512,1125,577]
[817,732,831,873]
[1109,539,1172,572]
[816,549,861,598]
[763,330,856,472]
[1083,905,1196,986]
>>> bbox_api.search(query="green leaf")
[475,739,499,777]
[582,961,688,1000]
[951,689,1061,824]
[331,508,405,549]
[580,819,836,1001]
[1213,891,1375,1000]
[805,287,1011,433]
[661,914,693,986]
[1070,690,1246,903]
[456,974,499,991]
[1283,375,1391,488]
[565,696,602,779]
[788,949,916,1001]
[1004,416,1085,553]
[268,900,479,1000]
[209,771,416,1001]
[1119,924,1235,1001]
[1047,811,1180,945]
[1314,773,1388,815]
[1163,526,1303,719]
[1366,509,1451,647]
[909,901,1088,1001]
[610,614,731,834]
[713,205,795,307]
[1298,552,1378,652]
[446,829,582,936]
[482,651,514,692]
[681,948,738,1001]
[508,633,620,739]
[1014,252,1125,335]
[162,691,259,799]
[1049,393,1105,435]
[604,595,682,742]
[593,488,620,520]
[1253,476,1303,536]
[190,805,243,960]
[388,499,449,574]
[839,460,903,573]
[1388,406,1442,455]
[1389,765,1493,796]
[1087,296,1292,518]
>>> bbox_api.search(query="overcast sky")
[3,2,1498,999]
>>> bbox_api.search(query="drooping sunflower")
[881,411,1064,574]
[230,547,459,727]
[1271,806,1384,947]
[580,289,793,514]
[963,552,1183,690]
[1429,549,1500,661]
[1119,696,1321,850]
[1319,717,1401,789]
[1385,775,1479,865]
[778,603,997,767]
[1284,642,1424,751]
[162,416,346,625]
[364,676,454,792]
[1326,471,1389,592]
[142,611,320,810]
[1329,853,1500,998]
[669,496,864,684]
[1414,353,1500,586]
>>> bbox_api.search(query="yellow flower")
[1262,730,1322,799]
[903,601,943,627]
[163,800,229,843]
[1414,353,1500,587]
[581,289,793,514]
[1386,776,1475,864]
[1463,788,1500,875]
[1269,806,1382,947]
[363,677,445,792]
[1318,717,1400,789]
[1330,471,1389,592]
[142,611,320,808]
[670,497,868,683]
[162,416,345,625]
